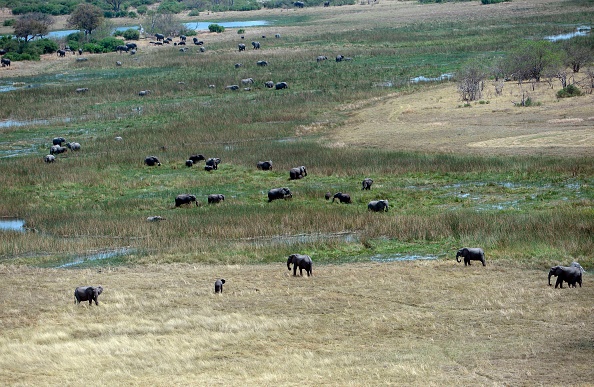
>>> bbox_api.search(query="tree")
[105,0,126,12]
[562,36,593,73]
[13,12,54,42]
[67,4,104,36]
[457,60,487,101]
[144,11,182,36]
[502,41,563,84]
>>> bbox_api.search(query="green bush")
[137,5,148,14]
[208,24,225,33]
[122,29,140,40]
[238,29,245,34]
[556,84,582,98]
[3,52,37,61]
[188,10,200,16]
[3,19,14,27]
[158,0,186,13]
[128,11,138,18]
[31,38,59,54]
[82,43,105,53]
[97,37,125,52]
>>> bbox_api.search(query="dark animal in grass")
[367,200,388,212]
[275,33,281,38]
[147,216,165,222]
[567,262,585,287]
[257,60,268,67]
[332,192,351,204]
[238,43,246,51]
[66,142,81,151]
[268,187,292,202]
[456,247,485,266]
[208,194,225,204]
[549,265,583,288]
[235,63,243,69]
[185,160,193,167]
[325,192,332,200]
[1,58,10,67]
[126,43,137,50]
[75,88,88,93]
[215,279,226,293]
[74,286,103,306]
[316,55,327,62]
[275,82,288,90]
[287,254,312,276]
[362,178,373,190]
[206,157,221,170]
[324,1,330,6]
[241,78,254,85]
[57,49,66,57]
[289,166,307,180]
[116,45,129,53]
[336,55,344,62]
[251,41,260,49]
[225,85,240,91]
[139,90,151,96]
[78,48,83,55]
[50,145,67,155]
[204,165,214,172]
[53,137,66,146]
[264,81,274,88]
[155,33,165,41]
[294,1,305,7]
[175,194,198,207]
[44,155,56,163]
[144,156,161,166]
[189,154,205,163]
[257,160,273,170]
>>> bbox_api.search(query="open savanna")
[0,0,593,384]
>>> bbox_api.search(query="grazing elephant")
[456,247,485,266]
[316,55,328,62]
[225,85,240,90]
[289,166,307,180]
[242,78,254,85]
[332,192,351,204]
[44,155,56,163]
[215,279,226,293]
[235,63,243,69]
[78,48,83,55]
[189,154,205,163]
[264,81,274,88]
[175,194,198,207]
[324,1,330,6]
[185,160,193,167]
[257,160,273,170]
[147,216,165,222]
[275,82,288,90]
[50,145,67,155]
[238,43,246,52]
[325,192,332,200]
[57,49,66,57]
[1,58,10,67]
[568,262,585,287]
[294,1,305,7]
[75,88,89,93]
[367,200,388,212]
[66,142,81,151]
[204,165,214,171]
[193,38,204,45]
[116,45,129,53]
[268,187,292,202]
[139,90,151,96]
[74,286,103,306]
[362,178,373,190]
[287,254,313,276]
[336,55,344,62]
[144,156,161,166]
[275,33,281,38]
[206,157,221,170]
[53,137,66,146]
[251,41,261,49]
[126,43,137,50]
[549,265,582,288]
[257,60,268,67]
[155,33,165,41]
[208,194,225,204]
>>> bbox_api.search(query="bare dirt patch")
[327,79,594,157]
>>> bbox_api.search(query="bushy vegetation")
[113,28,140,40]
[208,23,225,33]
[556,83,583,98]
[0,36,58,60]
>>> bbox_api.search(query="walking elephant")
[53,137,66,146]
[257,160,273,170]
[549,265,582,288]
[175,194,198,207]
[50,145,67,155]
[275,82,288,90]
[215,279,226,293]
[144,156,161,166]
[251,41,260,49]
[189,154,205,163]
[456,247,485,266]
[362,178,373,190]
[368,200,388,212]
[44,155,56,163]
[287,254,313,276]
[208,194,225,204]
[238,44,246,51]
[206,157,221,170]
[289,166,307,180]
[332,192,352,204]
[268,187,292,202]
[1,57,11,67]
[74,286,103,305]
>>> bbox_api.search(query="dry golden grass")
[0,262,592,385]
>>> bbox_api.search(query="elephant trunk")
[456,253,461,263]
[548,270,553,286]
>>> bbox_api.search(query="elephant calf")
[362,178,373,190]
[332,192,351,204]
[208,194,225,204]
[74,286,103,305]
[268,187,292,202]
[144,156,161,166]
[456,247,485,266]
[215,279,226,293]
[289,166,307,180]
[287,254,313,277]
[257,160,273,170]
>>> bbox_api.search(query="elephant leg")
[293,266,297,276]
[556,277,563,288]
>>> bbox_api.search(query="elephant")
[189,154,205,163]
[251,41,261,49]
[155,33,165,41]
[238,43,246,52]
[206,157,221,170]
[215,279,226,293]
[257,60,268,67]
[362,178,373,190]
[185,160,193,167]
[242,78,254,85]
[456,247,485,266]
[144,156,161,166]
[268,187,292,202]
[287,254,313,276]
[568,262,585,287]
[1,58,10,67]
[294,1,305,7]
[66,142,81,151]
[316,55,328,62]
[53,137,66,146]
[74,286,103,306]
[289,166,307,180]
[325,192,332,200]
[57,49,66,57]
[204,165,214,171]
[75,88,89,93]
[116,45,129,53]
[549,265,582,288]
[147,216,165,222]
[78,48,83,55]
[235,63,243,69]
[275,33,281,38]
[193,38,204,45]
[139,90,151,96]
[275,82,288,90]
[367,200,388,212]
[50,145,67,155]
[225,85,240,91]
[336,55,344,62]
[264,81,274,88]
[324,1,330,6]
[179,35,186,42]
[199,47,206,53]
[126,43,137,50]
[44,155,56,163]
[208,194,225,204]
[175,194,198,207]
[257,160,273,170]
[332,192,352,204]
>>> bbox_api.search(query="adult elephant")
[189,154,205,163]
[289,166,307,180]
[74,286,103,306]
[257,160,273,170]
[368,200,388,212]
[144,156,161,166]
[57,49,66,57]
[66,142,81,151]
[257,60,269,67]
[44,155,56,163]
[155,33,165,41]
[264,81,274,88]
[175,194,198,207]
[215,279,226,293]
[268,187,292,202]
[238,43,246,52]
[549,265,582,288]
[251,41,260,49]
[208,194,225,204]
[1,57,10,67]
[53,137,66,146]
[50,145,67,155]
[362,178,373,190]
[332,192,351,204]
[287,254,313,276]
[206,157,221,170]
[456,247,485,266]
[116,45,129,53]
[294,1,305,8]
[275,81,288,90]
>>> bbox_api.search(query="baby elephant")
[456,247,485,266]
[208,194,225,204]
[362,178,373,190]
[332,192,351,204]
[215,279,226,293]
[74,286,103,305]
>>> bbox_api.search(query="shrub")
[32,38,59,54]
[137,5,148,15]
[3,52,37,61]
[128,11,138,18]
[158,1,186,13]
[3,19,14,27]
[122,29,140,40]
[556,84,582,98]
[188,10,200,16]
[97,37,125,51]
[238,29,245,34]
[208,24,225,33]
[82,43,105,53]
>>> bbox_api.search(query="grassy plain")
[0,0,593,384]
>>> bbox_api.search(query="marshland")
[0,0,593,384]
